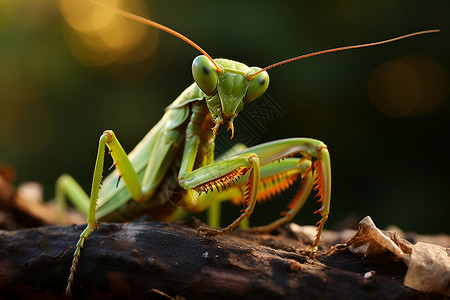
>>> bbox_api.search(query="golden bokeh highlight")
[368,55,449,118]
[59,0,158,67]
[0,0,17,34]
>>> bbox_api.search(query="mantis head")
[192,55,269,137]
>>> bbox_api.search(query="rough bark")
[0,218,447,300]
[1,173,448,299]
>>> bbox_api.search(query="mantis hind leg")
[55,174,90,224]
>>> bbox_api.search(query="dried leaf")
[343,216,450,296]
[404,242,450,296]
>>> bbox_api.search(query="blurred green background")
[1,0,449,234]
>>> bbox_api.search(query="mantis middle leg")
[61,121,185,294]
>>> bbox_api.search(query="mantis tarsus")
[59,0,439,295]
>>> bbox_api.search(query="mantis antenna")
[248,29,440,80]
[90,0,222,72]
[90,1,438,82]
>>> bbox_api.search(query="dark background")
[1,1,449,234]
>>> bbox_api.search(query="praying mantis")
[58,0,439,296]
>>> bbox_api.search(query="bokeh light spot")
[368,55,449,118]
[59,0,158,68]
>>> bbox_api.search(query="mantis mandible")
[59,0,439,295]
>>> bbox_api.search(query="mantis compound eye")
[245,67,270,103]
[192,55,218,95]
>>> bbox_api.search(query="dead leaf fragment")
[404,242,450,296]
[346,216,412,262]
[343,216,450,296]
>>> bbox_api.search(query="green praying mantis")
[58,0,439,295]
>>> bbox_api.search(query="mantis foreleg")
[178,137,331,250]
[239,138,331,250]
